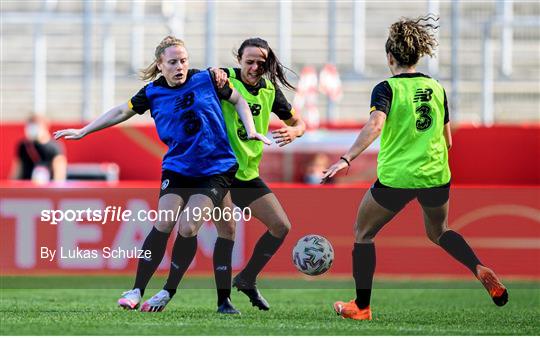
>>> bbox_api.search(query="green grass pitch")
[1,276,538,335]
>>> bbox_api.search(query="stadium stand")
[1,1,539,123]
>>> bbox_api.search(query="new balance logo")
[413,88,433,102]
[161,179,170,191]
[211,188,218,195]
[216,266,228,271]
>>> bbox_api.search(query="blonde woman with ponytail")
[55,36,270,314]
[322,16,508,320]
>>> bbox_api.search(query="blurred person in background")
[11,114,66,183]
[209,37,306,311]
[304,153,331,185]
[54,36,270,314]
[322,15,508,321]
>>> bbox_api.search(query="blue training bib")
[145,71,237,177]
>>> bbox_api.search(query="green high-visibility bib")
[378,76,451,188]
[221,68,275,181]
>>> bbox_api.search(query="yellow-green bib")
[221,68,275,181]
[378,76,451,188]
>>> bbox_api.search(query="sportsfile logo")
[1,193,250,271]
[40,205,183,225]
[40,205,252,225]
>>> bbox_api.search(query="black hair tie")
[340,156,351,175]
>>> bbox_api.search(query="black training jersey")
[129,69,233,115]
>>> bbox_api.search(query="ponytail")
[236,37,296,90]
[140,36,185,81]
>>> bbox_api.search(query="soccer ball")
[292,234,334,276]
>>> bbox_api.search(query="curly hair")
[385,15,439,67]
[140,36,185,81]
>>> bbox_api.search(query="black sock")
[163,234,198,298]
[133,227,170,296]
[353,242,376,309]
[213,237,235,305]
[439,230,482,274]
[240,231,285,283]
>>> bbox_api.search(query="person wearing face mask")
[11,115,67,183]
[304,153,332,185]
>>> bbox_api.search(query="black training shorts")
[159,164,238,207]
[370,179,451,213]
[230,177,272,209]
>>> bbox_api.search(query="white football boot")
[140,290,171,312]
[117,288,142,310]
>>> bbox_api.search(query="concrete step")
[2,1,538,124]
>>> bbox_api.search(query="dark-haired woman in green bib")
[322,16,508,321]
[211,38,306,313]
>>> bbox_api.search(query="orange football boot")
[476,265,508,306]
[333,300,372,320]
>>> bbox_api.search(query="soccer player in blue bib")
[54,36,270,313]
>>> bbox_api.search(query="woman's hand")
[54,128,86,140]
[209,67,228,88]
[247,132,272,145]
[320,159,349,184]
[272,126,300,147]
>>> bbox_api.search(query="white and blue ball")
[292,234,334,276]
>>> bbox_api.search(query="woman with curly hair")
[323,16,508,320]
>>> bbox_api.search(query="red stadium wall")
[0,123,164,181]
[448,125,540,185]
[1,123,539,184]
[1,182,538,278]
